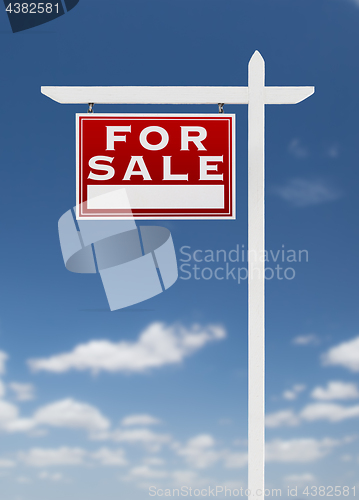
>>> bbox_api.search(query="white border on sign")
[75,113,236,220]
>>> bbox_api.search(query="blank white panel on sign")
[87,185,225,210]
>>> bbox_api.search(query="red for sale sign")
[76,114,236,219]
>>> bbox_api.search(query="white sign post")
[42,51,314,496]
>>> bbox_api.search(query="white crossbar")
[41,85,313,105]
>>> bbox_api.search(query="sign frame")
[76,113,236,221]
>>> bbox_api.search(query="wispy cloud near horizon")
[288,138,309,159]
[292,334,320,346]
[272,178,342,207]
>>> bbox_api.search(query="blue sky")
[0,0,359,498]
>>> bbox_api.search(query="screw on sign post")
[42,51,314,496]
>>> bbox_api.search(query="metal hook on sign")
[88,103,94,113]
[218,103,224,114]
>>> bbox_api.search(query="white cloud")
[33,398,110,432]
[91,448,127,466]
[282,391,296,401]
[29,428,49,437]
[266,410,300,428]
[0,398,110,435]
[19,447,87,467]
[126,467,213,490]
[283,384,306,401]
[129,465,168,479]
[9,383,35,402]
[343,435,357,444]
[144,457,165,466]
[266,438,340,463]
[19,446,129,468]
[0,459,16,468]
[0,380,6,398]
[177,434,221,469]
[285,473,316,485]
[0,351,8,375]
[311,381,359,401]
[174,434,248,470]
[326,145,339,159]
[233,439,248,447]
[109,428,171,452]
[218,418,233,426]
[168,470,217,490]
[5,418,37,433]
[266,399,359,427]
[300,402,359,422]
[28,322,226,375]
[292,334,319,346]
[17,476,32,483]
[121,414,161,427]
[223,451,248,469]
[0,400,20,429]
[288,138,309,159]
[272,179,342,207]
[39,471,65,482]
[322,336,359,372]
[172,470,201,486]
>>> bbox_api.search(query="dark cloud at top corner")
[64,0,80,12]
[4,0,80,33]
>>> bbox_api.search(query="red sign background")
[77,114,235,219]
